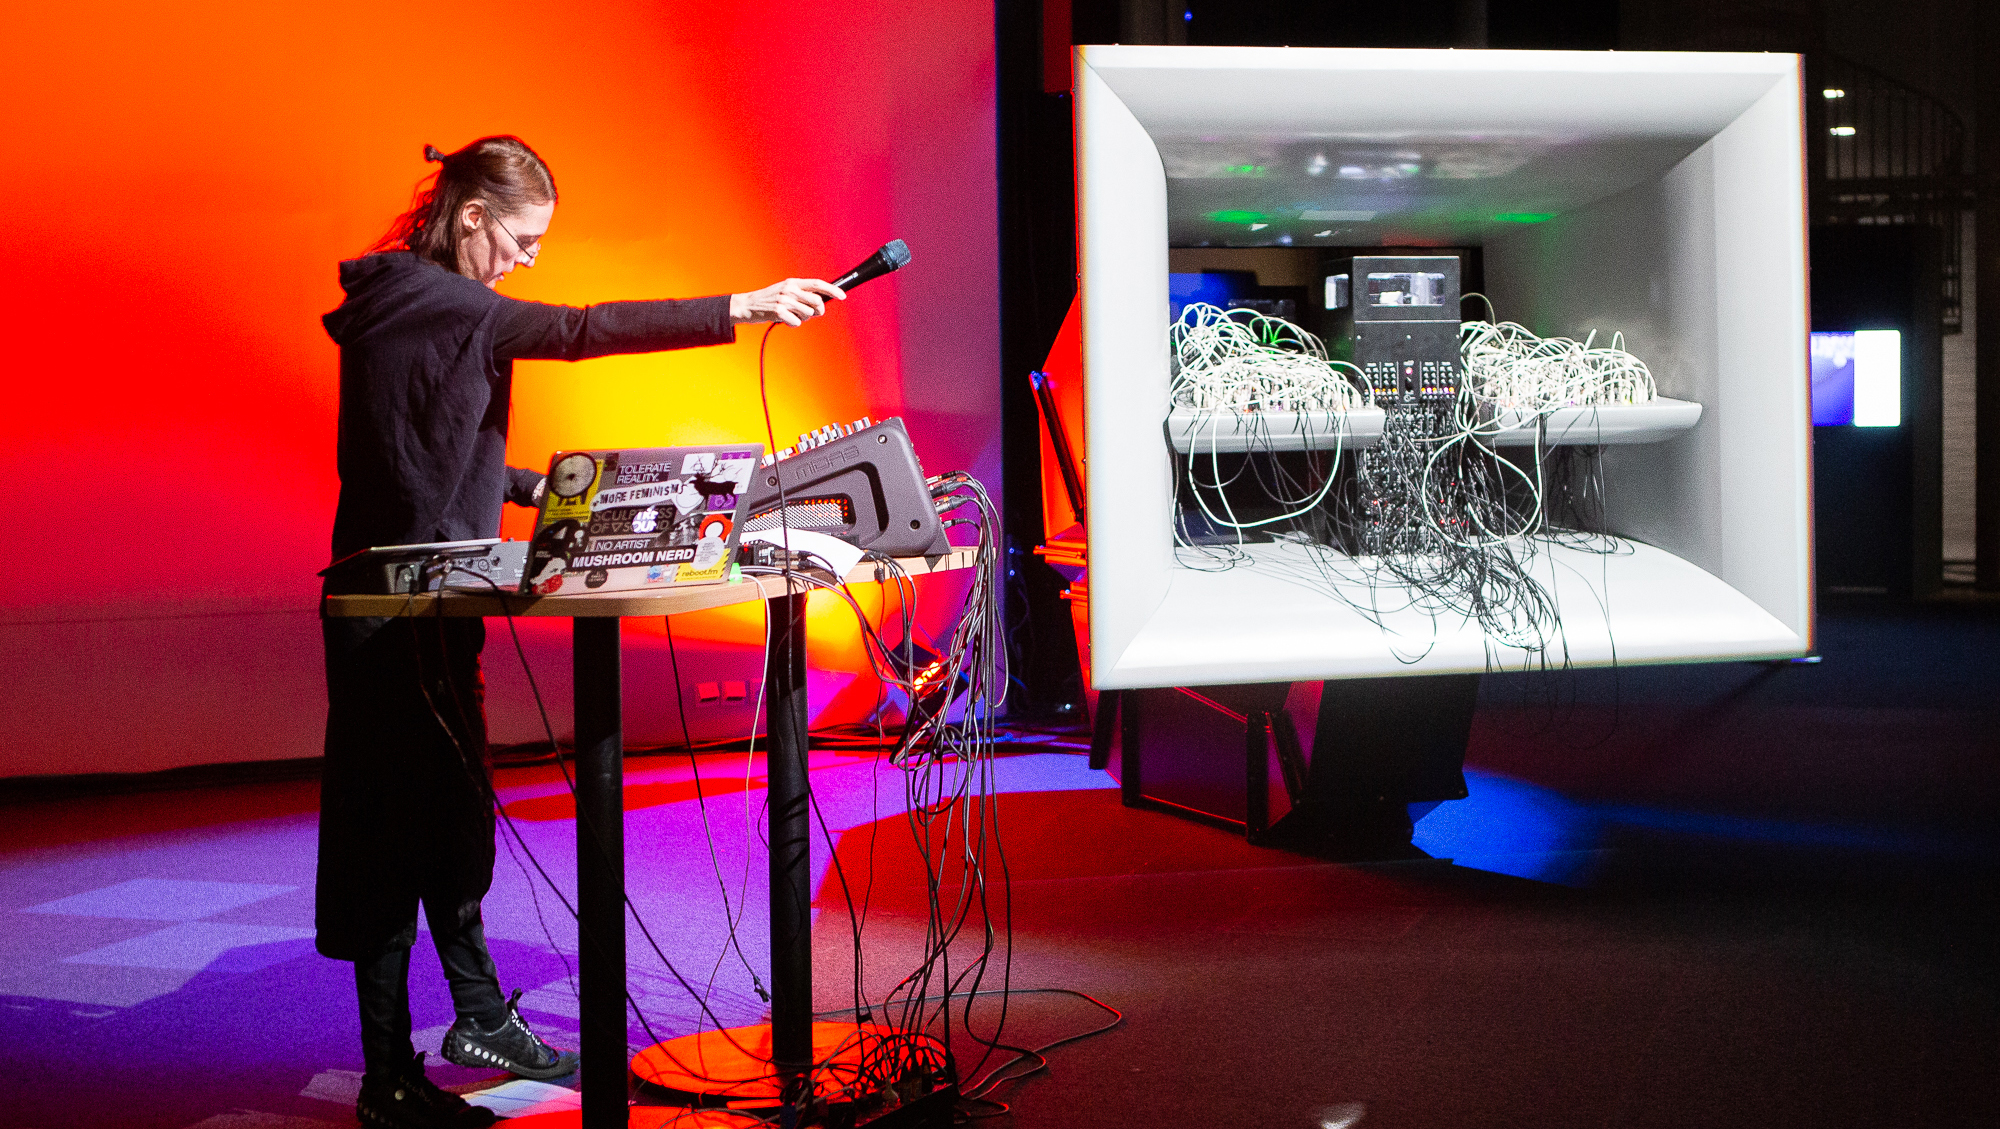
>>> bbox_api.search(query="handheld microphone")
[830,239,911,293]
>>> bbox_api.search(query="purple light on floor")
[25,879,295,922]
[63,922,315,972]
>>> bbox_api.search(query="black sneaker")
[356,1052,498,1129]
[440,989,580,1080]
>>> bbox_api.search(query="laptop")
[521,443,762,595]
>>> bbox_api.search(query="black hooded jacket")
[320,251,736,558]
[314,252,735,960]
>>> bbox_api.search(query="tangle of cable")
[1167,298,1650,663]
[1459,312,1657,414]
[1169,302,1369,413]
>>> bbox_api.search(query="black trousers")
[318,613,496,959]
[320,610,509,1077]
[354,908,510,1078]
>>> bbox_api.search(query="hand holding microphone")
[729,239,910,327]
[729,277,843,327]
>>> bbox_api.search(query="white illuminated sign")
[1850,329,1901,427]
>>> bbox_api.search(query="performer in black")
[319,135,842,1129]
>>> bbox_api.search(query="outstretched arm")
[494,294,736,361]
[492,277,847,360]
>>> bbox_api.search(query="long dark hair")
[369,136,557,274]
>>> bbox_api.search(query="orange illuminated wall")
[0,1,998,777]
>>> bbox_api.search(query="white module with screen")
[1344,257,1464,403]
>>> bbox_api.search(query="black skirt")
[316,611,495,961]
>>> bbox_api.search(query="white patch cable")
[1459,315,1658,416]
[1169,302,1371,412]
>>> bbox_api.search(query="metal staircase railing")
[1808,53,1973,332]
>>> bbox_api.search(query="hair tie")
[423,144,445,163]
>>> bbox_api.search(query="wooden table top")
[321,548,979,619]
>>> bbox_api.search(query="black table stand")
[573,617,625,1128]
[767,591,813,1126]
[568,590,814,1129]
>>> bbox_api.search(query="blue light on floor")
[1589,801,1980,856]
[1412,768,1992,886]
[1413,770,1605,885]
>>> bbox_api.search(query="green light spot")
[1226,164,1268,177]
[1208,210,1266,225]
[1493,212,1555,224]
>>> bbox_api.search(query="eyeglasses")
[485,209,541,265]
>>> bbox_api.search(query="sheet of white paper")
[742,528,865,578]
[298,1069,363,1105]
[462,1079,579,1117]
